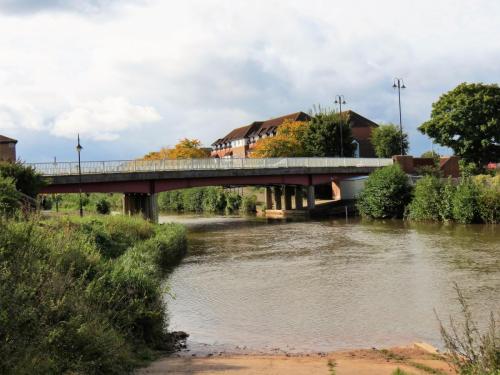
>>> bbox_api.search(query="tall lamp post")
[76,134,83,217]
[334,95,346,157]
[392,78,406,155]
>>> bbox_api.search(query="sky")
[0,0,499,162]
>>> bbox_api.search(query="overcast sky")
[1,0,499,162]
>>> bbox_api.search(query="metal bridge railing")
[27,157,393,176]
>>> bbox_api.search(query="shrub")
[182,188,205,212]
[202,187,226,212]
[0,161,45,198]
[225,192,242,213]
[408,175,443,221]
[437,284,500,375]
[0,175,20,215]
[96,197,111,215]
[439,179,456,222]
[241,194,257,213]
[452,179,480,224]
[0,215,188,375]
[357,165,412,219]
[477,185,500,224]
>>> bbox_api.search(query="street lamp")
[393,78,406,155]
[76,134,83,217]
[334,95,347,157]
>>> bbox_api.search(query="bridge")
[30,157,393,222]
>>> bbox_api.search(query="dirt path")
[137,346,455,375]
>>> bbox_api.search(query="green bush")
[225,192,242,213]
[439,179,456,222]
[477,185,500,224]
[96,197,111,215]
[452,179,480,224]
[408,175,443,221]
[0,175,20,215]
[0,215,187,375]
[357,165,412,219]
[202,187,226,212]
[241,194,257,213]
[182,188,205,212]
[0,161,45,198]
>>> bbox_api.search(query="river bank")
[138,345,455,374]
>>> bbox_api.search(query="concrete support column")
[123,193,158,223]
[265,187,273,210]
[295,187,304,209]
[284,186,293,210]
[273,186,282,210]
[306,185,315,210]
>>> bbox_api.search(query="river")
[160,214,500,354]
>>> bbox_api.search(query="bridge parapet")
[28,157,393,177]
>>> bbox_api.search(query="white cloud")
[0,0,499,161]
[51,97,161,141]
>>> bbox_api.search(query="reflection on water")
[161,214,500,353]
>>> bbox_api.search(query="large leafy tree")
[0,161,45,198]
[143,138,209,160]
[419,82,500,166]
[303,111,356,157]
[370,123,409,157]
[251,120,309,158]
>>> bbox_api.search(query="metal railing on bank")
[27,157,394,176]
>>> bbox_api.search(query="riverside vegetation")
[0,214,187,374]
[357,165,499,224]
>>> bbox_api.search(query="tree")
[370,123,409,158]
[356,165,412,219]
[0,161,45,198]
[303,111,356,157]
[251,120,309,158]
[0,176,20,215]
[142,138,209,160]
[419,82,500,166]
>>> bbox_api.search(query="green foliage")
[241,194,257,213]
[421,150,440,160]
[437,284,500,375]
[452,179,480,224]
[158,187,248,214]
[96,197,111,215]
[475,176,500,224]
[419,82,500,166]
[0,176,20,215]
[371,123,409,157]
[47,193,122,213]
[439,179,456,222]
[0,215,187,375]
[303,111,356,157]
[408,175,443,221]
[357,165,412,219]
[0,161,45,197]
[392,369,411,375]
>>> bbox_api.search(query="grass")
[327,359,337,375]
[0,214,187,375]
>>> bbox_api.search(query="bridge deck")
[28,157,393,177]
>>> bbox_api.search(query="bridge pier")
[295,186,304,209]
[284,186,293,210]
[123,193,159,223]
[273,186,282,210]
[265,187,273,210]
[307,185,315,209]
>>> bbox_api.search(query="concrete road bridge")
[30,157,393,222]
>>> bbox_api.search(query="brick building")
[0,135,17,162]
[211,110,378,158]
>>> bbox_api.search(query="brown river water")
[160,215,500,354]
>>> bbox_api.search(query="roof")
[0,135,17,144]
[343,110,379,128]
[212,112,311,146]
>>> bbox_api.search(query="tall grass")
[0,214,187,374]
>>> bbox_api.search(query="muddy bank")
[137,345,455,375]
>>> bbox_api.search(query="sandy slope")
[137,346,455,375]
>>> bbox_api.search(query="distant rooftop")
[0,135,17,144]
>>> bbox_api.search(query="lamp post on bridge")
[334,95,347,157]
[76,134,83,217]
[392,78,406,155]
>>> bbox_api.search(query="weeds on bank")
[378,349,447,375]
[327,359,337,375]
[392,369,413,375]
[436,283,500,375]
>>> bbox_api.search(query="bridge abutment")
[123,193,159,223]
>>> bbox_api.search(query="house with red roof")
[210,110,379,158]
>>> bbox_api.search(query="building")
[211,110,378,158]
[0,135,17,162]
